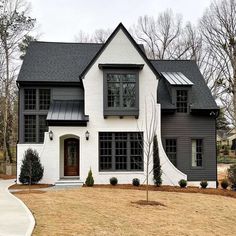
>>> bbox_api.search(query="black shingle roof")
[17,42,103,82]
[151,60,218,110]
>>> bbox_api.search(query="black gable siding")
[161,113,216,181]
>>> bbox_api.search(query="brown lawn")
[15,187,236,236]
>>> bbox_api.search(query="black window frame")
[99,132,143,172]
[176,90,188,113]
[191,139,203,168]
[103,69,139,118]
[23,88,51,143]
[165,139,177,167]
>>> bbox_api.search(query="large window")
[165,139,177,166]
[104,71,139,117]
[99,132,143,171]
[176,90,188,113]
[192,139,203,167]
[23,88,51,143]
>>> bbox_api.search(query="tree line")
[0,0,235,163]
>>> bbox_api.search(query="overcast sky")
[28,0,212,42]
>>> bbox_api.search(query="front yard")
[15,187,236,236]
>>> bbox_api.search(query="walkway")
[0,179,35,236]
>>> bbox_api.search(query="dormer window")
[99,64,143,118]
[176,90,188,113]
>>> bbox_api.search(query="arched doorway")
[64,138,80,176]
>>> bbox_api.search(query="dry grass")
[9,184,53,189]
[15,187,236,236]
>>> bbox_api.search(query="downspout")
[16,81,20,183]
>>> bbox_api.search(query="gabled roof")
[152,60,218,110]
[17,42,102,83]
[79,23,160,79]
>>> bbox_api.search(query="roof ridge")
[31,41,104,45]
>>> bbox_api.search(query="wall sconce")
[85,131,90,141]
[49,130,53,141]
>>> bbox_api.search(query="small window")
[39,115,48,143]
[99,132,143,171]
[165,139,177,166]
[176,90,188,113]
[24,89,36,110]
[39,89,51,110]
[192,139,203,167]
[24,115,36,142]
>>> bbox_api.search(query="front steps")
[55,179,84,188]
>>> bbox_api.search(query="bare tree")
[200,0,236,126]
[0,0,35,162]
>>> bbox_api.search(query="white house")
[16,23,218,187]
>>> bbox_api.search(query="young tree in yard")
[0,0,35,163]
[200,0,236,126]
[138,98,158,202]
[19,148,44,185]
[153,135,162,186]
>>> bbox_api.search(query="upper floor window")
[104,70,139,117]
[192,139,203,167]
[39,89,51,110]
[24,89,36,110]
[176,90,188,113]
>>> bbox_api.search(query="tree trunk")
[2,39,11,163]
[146,160,149,202]
[234,72,236,127]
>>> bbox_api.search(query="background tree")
[0,0,35,163]
[200,0,236,126]
[18,34,36,59]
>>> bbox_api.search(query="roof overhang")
[98,63,144,70]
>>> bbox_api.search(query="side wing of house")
[152,60,218,187]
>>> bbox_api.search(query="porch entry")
[64,138,79,176]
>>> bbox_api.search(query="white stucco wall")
[17,27,187,186]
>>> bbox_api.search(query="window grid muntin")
[192,139,203,167]
[23,88,50,143]
[24,89,36,110]
[107,73,136,109]
[176,90,188,113]
[24,115,36,142]
[165,139,177,167]
[99,132,143,171]
[39,89,51,110]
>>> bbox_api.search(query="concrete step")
[55,179,84,187]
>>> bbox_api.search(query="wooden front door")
[64,138,79,176]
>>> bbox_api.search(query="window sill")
[104,109,139,118]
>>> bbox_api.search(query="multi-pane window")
[39,89,51,110]
[176,90,188,113]
[165,139,177,167]
[107,73,136,109]
[99,132,143,171]
[24,89,36,110]
[39,115,48,143]
[192,139,203,167]
[23,88,51,143]
[24,115,36,142]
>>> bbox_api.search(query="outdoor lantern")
[85,130,89,140]
[49,130,53,141]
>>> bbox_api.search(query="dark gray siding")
[52,87,84,100]
[161,113,216,181]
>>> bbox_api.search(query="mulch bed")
[93,184,236,199]
[0,174,16,180]
[9,184,53,190]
